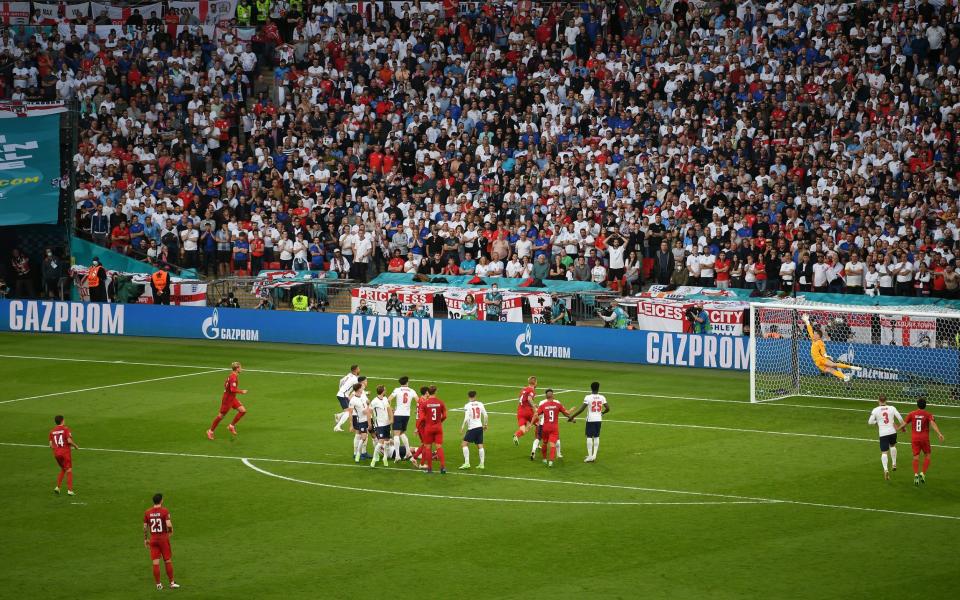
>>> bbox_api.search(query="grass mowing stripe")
[3,441,958,521]
[0,369,226,404]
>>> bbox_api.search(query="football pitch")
[1,333,959,599]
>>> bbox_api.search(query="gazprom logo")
[514,325,571,359]
[201,308,260,341]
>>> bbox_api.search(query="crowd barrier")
[0,300,751,371]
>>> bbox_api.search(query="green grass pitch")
[1,332,959,599]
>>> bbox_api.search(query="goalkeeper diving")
[801,313,861,382]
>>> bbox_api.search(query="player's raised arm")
[801,313,814,338]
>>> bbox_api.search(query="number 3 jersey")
[869,404,902,437]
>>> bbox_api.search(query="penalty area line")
[240,458,768,507]
[2,442,959,520]
[0,369,227,405]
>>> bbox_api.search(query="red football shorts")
[540,429,559,443]
[149,537,172,561]
[421,425,443,445]
[517,408,534,427]
[219,398,243,414]
[912,438,932,455]
[54,453,72,469]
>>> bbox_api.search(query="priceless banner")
[0,1,30,23]
[0,113,61,226]
[350,287,434,317]
[633,298,748,336]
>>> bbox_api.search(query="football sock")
[541,444,547,458]
[514,427,525,438]
[353,434,361,456]
[830,369,845,381]
[586,438,594,456]
[152,564,161,585]
[210,415,223,431]
[592,438,599,458]
[419,445,431,469]
[57,469,65,487]
[66,471,73,489]
[230,411,246,426]
[462,446,470,464]
[393,436,401,458]
[835,362,853,369]
[436,447,446,468]
[164,561,174,582]
[881,454,889,471]
[400,434,410,452]
[549,445,556,460]
[913,457,919,474]
[556,440,562,455]
[890,446,897,467]
[478,448,485,466]
[531,438,539,454]
[335,412,350,428]
[923,456,931,473]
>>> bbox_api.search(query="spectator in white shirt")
[844,253,864,294]
[812,254,829,292]
[698,248,716,287]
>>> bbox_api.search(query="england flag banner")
[169,0,238,26]
[31,2,60,21]
[137,282,208,306]
[90,1,163,23]
[0,1,30,23]
[350,287,435,317]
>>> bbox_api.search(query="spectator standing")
[41,248,66,300]
[845,253,865,295]
[86,258,107,303]
[11,248,35,299]
[484,284,503,322]
[653,241,673,285]
[90,205,110,247]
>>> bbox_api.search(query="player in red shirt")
[418,386,448,474]
[535,389,569,467]
[512,376,538,444]
[207,362,248,440]
[143,493,179,590]
[899,397,945,485]
[49,415,79,495]
[410,386,430,467]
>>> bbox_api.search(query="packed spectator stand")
[3,0,960,306]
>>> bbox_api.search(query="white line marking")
[241,458,769,506]
[0,369,226,405]
[2,442,958,520]
[484,411,960,450]
[2,353,960,417]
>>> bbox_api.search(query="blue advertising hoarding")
[0,114,62,225]
[0,300,751,371]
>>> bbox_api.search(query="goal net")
[750,302,960,406]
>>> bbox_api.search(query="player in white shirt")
[333,364,360,432]
[346,380,371,463]
[567,381,610,462]
[388,376,417,460]
[459,391,488,470]
[369,385,394,467]
[531,397,563,460]
[867,394,905,479]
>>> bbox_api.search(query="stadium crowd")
[2,0,960,298]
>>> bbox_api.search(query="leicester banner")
[0,113,61,226]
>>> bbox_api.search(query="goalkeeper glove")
[801,314,810,324]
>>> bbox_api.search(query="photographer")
[217,293,241,308]
[685,301,711,334]
[385,292,404,316]
[598,300,630,329]
[550,296,572,326]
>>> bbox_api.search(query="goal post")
[750,301,960,406]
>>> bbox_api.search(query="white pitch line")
[0,369,226,405]
[2,352,960,417]
[241,458,770,507]
[483,411,960,450]
[2,442,959,520]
